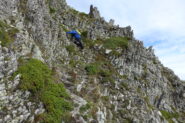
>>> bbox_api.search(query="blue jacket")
[66,30,81,40]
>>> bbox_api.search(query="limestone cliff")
[0,0,185,123]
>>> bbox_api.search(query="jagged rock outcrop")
[89,5,101,19]
[0,0,185,123]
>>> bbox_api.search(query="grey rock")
[109,19,115,26]
[89,5,101,19]
[0,0,184,122]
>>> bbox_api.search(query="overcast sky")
[66,0,185,80]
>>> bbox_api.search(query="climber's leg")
[76,39,84,49]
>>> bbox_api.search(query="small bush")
[66,45,76,55]
[0,20,19,47]
[121,82,129,90]
[99,70,114,83]
[101,96,109,102]
[49,6,56,14]
[104,37,129,50]
[81,31,88,38]
[14,58,73,123]
[80,102,92,113]
[160,110,179,121]
[101,76,114,83]
[99,70,111,77]
[85,63,100,75]
[82,38,95,48]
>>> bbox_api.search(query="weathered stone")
[105,49,112,54]
[109,19,115,26]
[89,5,101,19]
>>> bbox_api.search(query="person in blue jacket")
[66,30,84,49]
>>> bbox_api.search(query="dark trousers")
[74,38,84,49]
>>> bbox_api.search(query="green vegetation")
[13,58,73,123]
[85,53,117,84]
[80,102,92,113]
[85,63,100,75]
[153,58,157,64]
[144,96,154,110]
[137,87,142,94]
[82,36,129,56]
[99,69,111,77]
[81,32,129,55]
[103,37,129,50]
[69,59,83,67]
[85,61,115,84]
[49,6,56,14]
[0,20,19,47]
[122,118,133,123]
[160,110,179,122]
[120,82,129,90]
[101,96,109,102]
[81,31,88,38]
[46,0,57,14]
[99,69,114,83]
[141,64,148,80]
[83,38,96,48]
[60,24,69,32]
[81,31,102,49]
[66,45,76,55]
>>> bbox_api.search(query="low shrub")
[82,38,95,48]
[85,63,100,75]
[0,20,19,47]
[103,37,129,50]
[14,58,73,123]
[160,110,179,122]
[81,31,88,38]
[80,102,92,113]
[99,70,111,77]
[66,45,76,55]
[49,7,56,14]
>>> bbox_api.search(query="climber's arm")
[66,30,76,34]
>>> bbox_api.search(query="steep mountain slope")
[0,0,185,123]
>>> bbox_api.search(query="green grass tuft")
[0,20,19,47]
[80,102,92,113]
[160,110,179,122]
[14,58,73,123]
[81,31,88,38]
[66,45,76,55]
[103,37,129,50]
[49,6,56,14]
[85,63,100,75]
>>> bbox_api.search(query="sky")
[66,0,185,80]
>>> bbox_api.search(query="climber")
[66,30,84,49]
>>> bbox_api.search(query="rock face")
[89,5,101,19]
[0,0,185,123]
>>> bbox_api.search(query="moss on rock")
[14,58,73,123]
